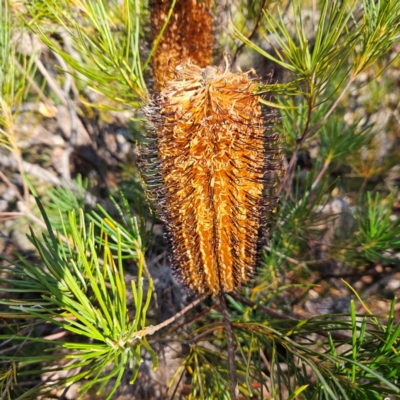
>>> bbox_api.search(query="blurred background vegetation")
[1,0,400,399]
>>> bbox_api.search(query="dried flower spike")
[143,61,280,295]
[150,0,213,89]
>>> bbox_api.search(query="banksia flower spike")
[150,0,214,89]
[142,60,281,295]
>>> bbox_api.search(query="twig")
[0,170,24,203]
[277,76,355,195]
[13,57,53,109]
[129,294,207,342]
[230,292,295,320]
[168,303,216,334]
[36,54,79,181]
[8,206,69,244]
[52,51,72,95]
[34,58,68,107]
[53,32,82,100]
[0,329,32,356]
[231,0,268,65]
[0,152,62,185]
[12,373,58,395]
[303,77,355,143]
[59,385,72,400]
[43,330,69,341]
[259,348,270,370]
[219,293,239,400]
[311,158,331,191]
[277,155,331,217]
[263,245,300,265]
[59,98,78,181]
[0,333,32,356]
[0,152,100,208]
[193,325,225,342]
[230,292,350,341]
[0,328,34,400]
[51,52,79,182]
[278,96,314,195]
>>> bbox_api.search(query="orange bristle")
[142,61,281,295]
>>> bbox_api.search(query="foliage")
[0,189,154,399]
[355,191,400,262]
[0,0,400,399]
[25,0,148,108]
[180,295,400,400]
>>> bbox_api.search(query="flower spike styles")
[142,61,281,295]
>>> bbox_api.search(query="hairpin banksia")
[141,61,281,295]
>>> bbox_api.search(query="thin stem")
[278,96,314,195]
[230,292,295,320]
[311,157,331,191]
[219,293,238,400]
[0,99,30,204]
[34,58,68,107]
[231,0,268,65]
[168,303,216,334]
[231,292,350,341]
[13,57,53,108]
[281,155,331,213]
[303,76,355,142]
[277,75,355,195]
[129,294,207,342]
[0,170,24,203]
[277,142,298,195]
[0,152,101,208]
[357,175,369,200]
[194,325,225,342]
[263,245,300,265]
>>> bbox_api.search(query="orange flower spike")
[144,61,280,295]
[150,0,214,89]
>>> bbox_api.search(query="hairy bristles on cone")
[141,62,281,295]
[150,0,213,90]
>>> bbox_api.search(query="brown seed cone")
[150,0,213,90]
[142,61,281,295]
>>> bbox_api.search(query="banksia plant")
[142,60,281,295]
[150,0,214,88]
[2,1,400,399]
